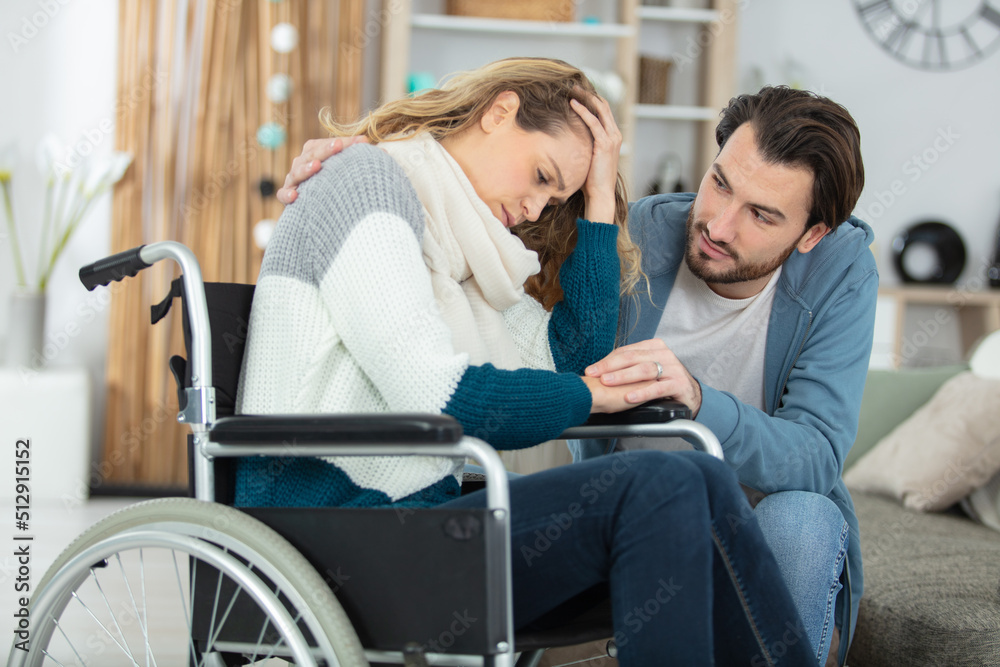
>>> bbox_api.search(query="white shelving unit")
[408,13,634,37]
[631,0,739,194]
[633,3,727,125]
[634,104,720,120]
[380,0,738,196]
[635,5,720,23]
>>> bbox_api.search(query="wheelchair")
[10,241,725,667]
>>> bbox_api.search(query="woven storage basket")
[446,0,575,22]
[639,56,673,105]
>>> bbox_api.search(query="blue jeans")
[755,492,848,665]
[444,450,814,666]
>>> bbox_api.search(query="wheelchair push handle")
[77,241,215,429]
[79,244,151,291]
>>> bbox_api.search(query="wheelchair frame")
[12,241,724,667]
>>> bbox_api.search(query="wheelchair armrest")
[557,399,724,460]
[209,413,463,445]
[581,399,691,426]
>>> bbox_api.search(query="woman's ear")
[481,90,520,134]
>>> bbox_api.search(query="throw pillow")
[844,370,1000,512]
[961,470,1000,532]
[970,329,1000,379]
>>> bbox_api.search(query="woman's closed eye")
[537,169,549,185]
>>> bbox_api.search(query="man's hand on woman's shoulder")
[278,136,369,204]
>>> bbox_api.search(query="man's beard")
[684,206,798,285]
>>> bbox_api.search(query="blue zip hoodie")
[569,192,879,631]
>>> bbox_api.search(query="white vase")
[4,290,47,370]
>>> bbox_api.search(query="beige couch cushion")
[844,371,1000,511]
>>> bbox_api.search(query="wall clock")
[853,0,1000,71]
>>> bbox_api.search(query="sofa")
[844,362,1000,666]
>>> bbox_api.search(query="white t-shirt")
[618,260,781,452]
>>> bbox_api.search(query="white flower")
[80,159,106,199]
[79,163,101,199]
[0,142,17,182]
[36,134,64,182]
[106,151,132,184]
[81,151,132,198]
[2,132,134,291]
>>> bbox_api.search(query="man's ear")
[481,90,520,134]
[796,223,830,254]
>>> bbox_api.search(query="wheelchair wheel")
[10,498,368,667]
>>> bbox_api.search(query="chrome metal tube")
[139,242,213,407]
[560,419,724,460]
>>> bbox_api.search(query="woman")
[237,58,815,665]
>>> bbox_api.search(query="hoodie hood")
[779,215,876,311]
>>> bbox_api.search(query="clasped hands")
[583,338,702,417]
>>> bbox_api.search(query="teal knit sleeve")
[548,219,621,374]
[443,363,592,450]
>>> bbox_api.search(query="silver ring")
[654,361,663,381]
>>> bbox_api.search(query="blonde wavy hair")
[320,57,643,312]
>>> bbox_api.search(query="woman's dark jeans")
[443,449,815,666]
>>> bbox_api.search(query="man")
[276,85,876,666]
[575,86,876,666]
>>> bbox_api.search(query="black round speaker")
[892,220,966,284]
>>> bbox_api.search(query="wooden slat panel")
[102,0,369,490]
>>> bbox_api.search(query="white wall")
[0,0,119,463]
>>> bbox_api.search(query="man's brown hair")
[715,86,865,231]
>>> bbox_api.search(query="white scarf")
[379,133,541,369]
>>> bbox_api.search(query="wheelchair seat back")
[153,278,254,503]
[152,277,254,420]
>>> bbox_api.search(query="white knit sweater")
[235,139,620,508]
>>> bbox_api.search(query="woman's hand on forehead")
[569,94,622,225]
